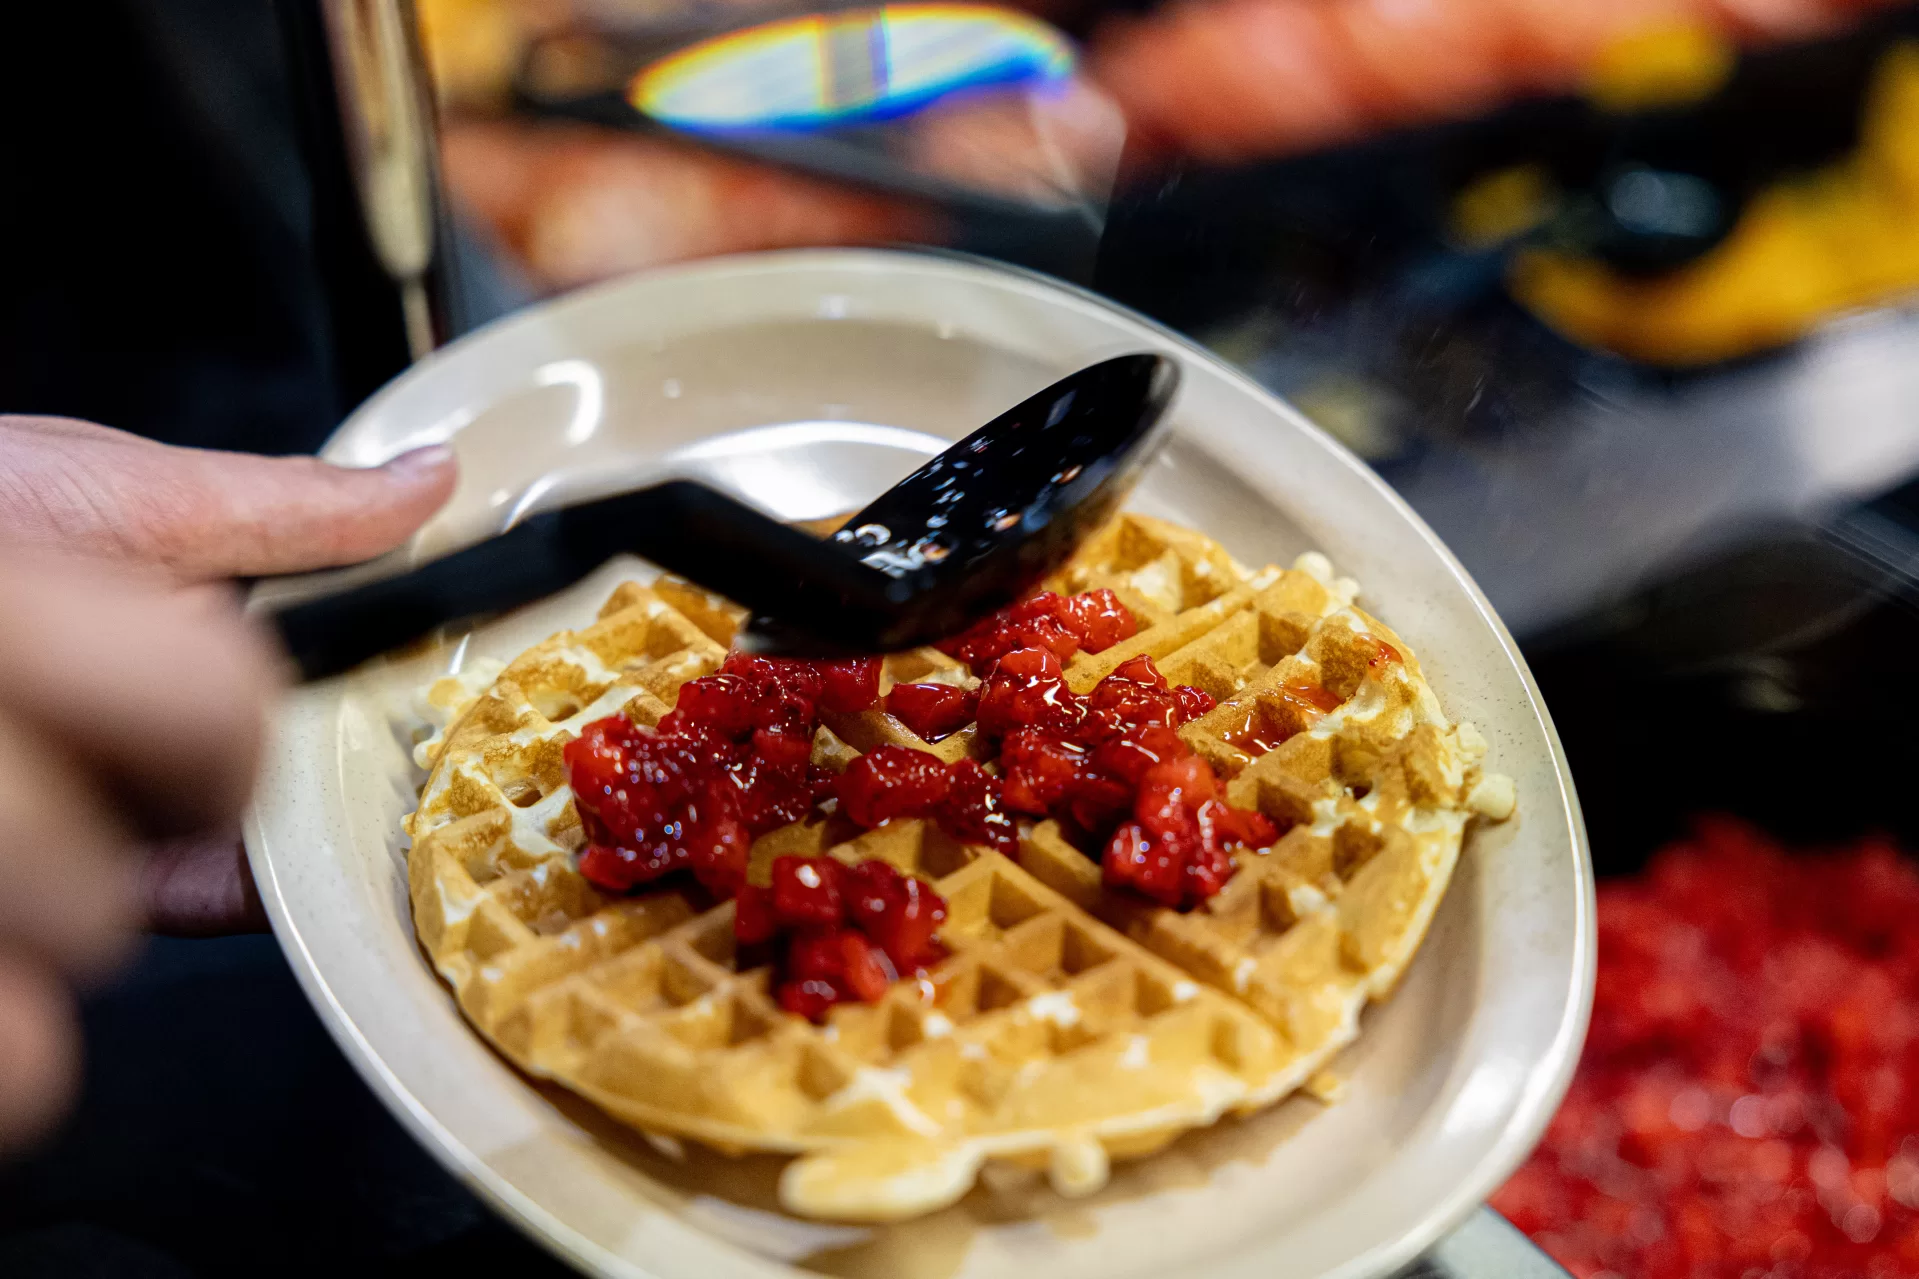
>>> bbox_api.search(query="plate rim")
[247,245,1595,1279]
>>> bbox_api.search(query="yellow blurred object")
[417,0,555,108]
[1513,43,1919,367]
[1586,20,1736,112]
[1450,164,1557,250]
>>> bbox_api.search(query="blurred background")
[8,0,1919,1273]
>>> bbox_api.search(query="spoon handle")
[263,479,896,682]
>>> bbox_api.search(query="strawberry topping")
[735,855,947,1021]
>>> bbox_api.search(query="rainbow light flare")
[630,4,1076,132]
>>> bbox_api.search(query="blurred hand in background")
[0,416,456,1148]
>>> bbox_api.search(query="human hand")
[0,416,457,939]
[0,415,456,581]
[0,553,282,1145]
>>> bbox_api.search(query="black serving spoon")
[267,353,1179,680]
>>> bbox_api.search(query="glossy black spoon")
[267,352,1180,680]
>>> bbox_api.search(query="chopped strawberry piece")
[936,597,1071,673]
[786,928,845,984]
[751,725,815,769]
[844,860,947,972]
[563,716,644,804]
[753,691,816,740]
[838,745,953,826]
[1089,723,1190,786]
[1182,837,1238,902]
[778,977,839,1020]
[733,882,778,945]
[999,728,1088,815]
[975,646,1084,737]
[770,924,898,1007]
[806,764,839,804]
[1057,588,1136,652]
[729,753,814,832]
[719,652,823,735]
[1102,822,1186,907]
[814,657,883,713]
[1106,653,1168,688]
[1135,755,1219,821]
[1000,645,1061,678]
[1201,799,1277,851]
[1087,666,1182,733]
[884,682,978,742]
[1173,685,1217,721]
[837,747,1014,853]
[837,930,895,1002]
[683,799,749,895]
[670,673,757,737]
[939,760,1019,854]
[721,651,825,699]
[1064,772,1133,837]
[1137,788,1203,856]
[844,858,905,929]
[748,718,809,768]
[998,594,1085,661]
[578,841,673,893]
[770,856,845,928]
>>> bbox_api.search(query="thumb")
[0,416,459,580]
[150,444,462,579]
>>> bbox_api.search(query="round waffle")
[403,512,1513,1221]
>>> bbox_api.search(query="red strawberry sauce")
[736,855,948,1019]
[1495,821,1919,1275]
[564,589,1289,1016]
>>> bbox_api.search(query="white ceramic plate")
[245,249,1593,1279]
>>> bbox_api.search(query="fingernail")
[381,444,456,479]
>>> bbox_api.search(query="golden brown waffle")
[1019,520,1513,1058]
[404,513,1511,1220]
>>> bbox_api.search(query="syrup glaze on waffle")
[404,513,1513,1220]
